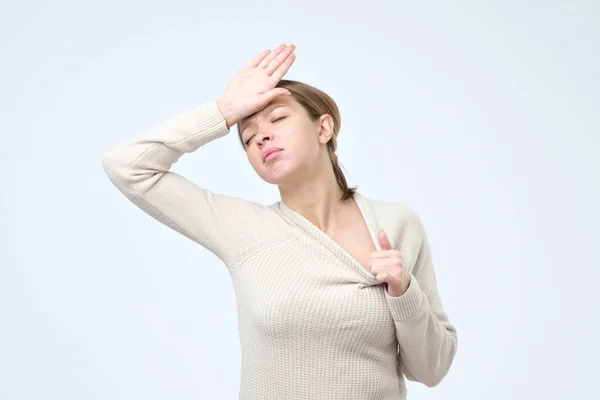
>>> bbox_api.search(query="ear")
[316,114,335,144]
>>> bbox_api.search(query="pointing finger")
[378,229,392,251]
[258,44,286,69]
[267,44,296,76]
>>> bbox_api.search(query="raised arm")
[101,44,297,267]
[102,101,258,266]
[385,211,458,387]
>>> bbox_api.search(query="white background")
[1,1,599,399]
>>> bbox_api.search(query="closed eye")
[244,116,286,146]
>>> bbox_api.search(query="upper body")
[101,44,457,399]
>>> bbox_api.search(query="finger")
[270,52,296,82]
[376,271,401,284]
[378,229,392,251]
[247,49,271,68]
[259,87,292,105]
[369,249,401,259]
[375,272,388,282]
[270,51,296,81]
[369,258,396,267]
[258,44,286,69]
[266,44,296,76]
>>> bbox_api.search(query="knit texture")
[101,101,458,399]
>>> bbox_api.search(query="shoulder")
[357,193,425,235]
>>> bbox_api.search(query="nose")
[256,131,274,146]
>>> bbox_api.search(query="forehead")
[239,95,297,130]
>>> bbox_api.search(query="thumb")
[378,229,392,250]
[260,88,291,104]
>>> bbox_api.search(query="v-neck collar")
[275,191,382,283]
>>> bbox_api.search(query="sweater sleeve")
[384,211,458,387]
[101,100,267,267]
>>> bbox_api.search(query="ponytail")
[328,144,356,201]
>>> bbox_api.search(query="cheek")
[293,134,320,164]
[247,149,263,170]
[284,128,318,158]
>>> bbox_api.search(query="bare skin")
[217,44,410,296]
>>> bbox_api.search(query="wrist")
[216,99,237,129]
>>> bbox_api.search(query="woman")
[102,43,458,399]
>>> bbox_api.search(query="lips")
[262,148,283,162]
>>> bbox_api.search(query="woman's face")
[239,95,333,186]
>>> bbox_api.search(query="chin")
[256,160,298,185]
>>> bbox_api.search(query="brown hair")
[237,79,357,201]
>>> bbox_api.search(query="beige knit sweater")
[101,100,458,399]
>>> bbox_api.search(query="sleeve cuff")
[385,274,424,321]
[190,101,230,143]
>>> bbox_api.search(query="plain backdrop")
[1,1,599,399]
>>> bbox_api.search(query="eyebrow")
[240,103,288,133]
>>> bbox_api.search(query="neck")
[278,162,347,232]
